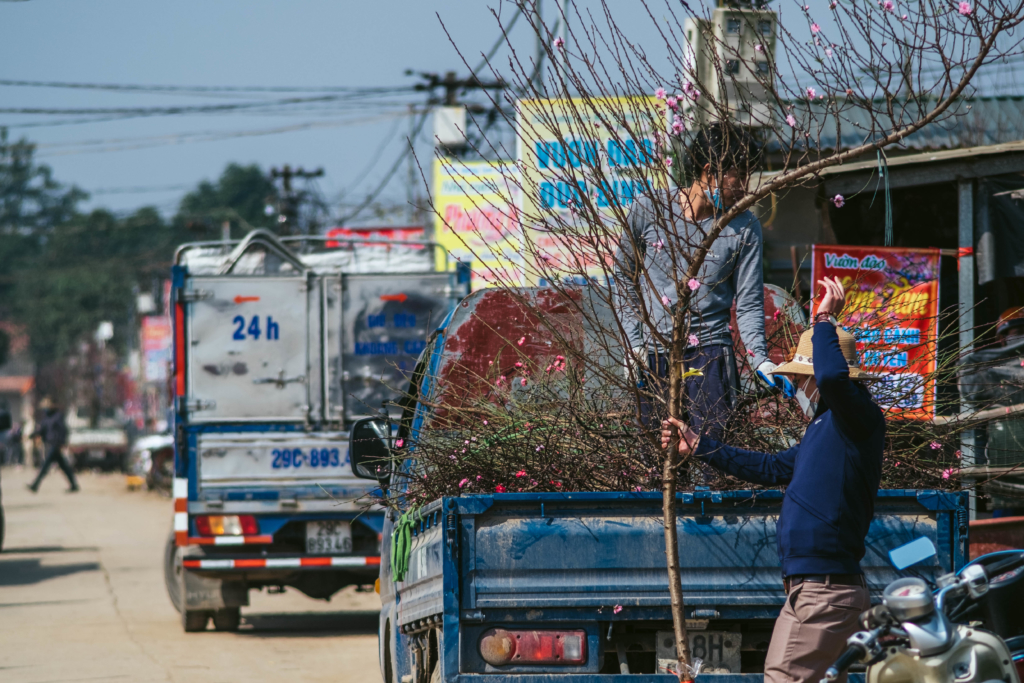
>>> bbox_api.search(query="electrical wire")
[0,78,416,95]
[337,109,430,225]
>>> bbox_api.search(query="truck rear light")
[478,628,586,666]
[195,515,258,536]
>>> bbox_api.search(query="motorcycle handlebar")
[822,642,869,682]
[981,552,1024,579]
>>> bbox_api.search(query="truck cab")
[165,229,465,632]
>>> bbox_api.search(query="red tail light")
[479,629,586,666]
[195,515,258,536]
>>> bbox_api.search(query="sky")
[0,0,682,224]
[3,0,1013,227]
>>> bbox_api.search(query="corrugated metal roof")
[776,96,1024,151]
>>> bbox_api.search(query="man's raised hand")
[661,417,701,456]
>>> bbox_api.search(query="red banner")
[811,245,941,419]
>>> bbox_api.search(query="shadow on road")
[1,545,99,554]
[239,610,379,637]
[0,558,100,586]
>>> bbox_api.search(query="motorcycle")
[823,539,1024,683]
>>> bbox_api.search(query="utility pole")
[270,165,324,236]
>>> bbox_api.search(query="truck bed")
[390,489,966,680]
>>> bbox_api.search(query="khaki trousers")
[764,581,871,683]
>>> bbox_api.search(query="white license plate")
[306,520,352,555]
[657,630,741,674]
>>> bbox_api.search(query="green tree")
[175,162,276,232]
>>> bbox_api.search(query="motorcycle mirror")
[889,537,937,571]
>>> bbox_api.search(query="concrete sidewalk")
[0,466,381,683]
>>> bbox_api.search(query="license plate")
[306,520,352,555]
[656,630,741,674]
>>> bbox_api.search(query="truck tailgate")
[457,490,963,613]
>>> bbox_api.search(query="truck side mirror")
[350,417,391,485]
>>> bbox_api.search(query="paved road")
[0,466,382,683]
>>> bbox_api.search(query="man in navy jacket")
[663,276,884,683]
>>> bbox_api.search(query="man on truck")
[615,122,781,442]
[662,276,884,683]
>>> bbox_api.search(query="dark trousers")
[643,344,739,442]
[30,445,79,491]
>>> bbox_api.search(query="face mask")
[793,382,819,419]
[704,187,724,210]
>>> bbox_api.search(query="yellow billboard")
[433,158,523,288]
[515,96,666,283]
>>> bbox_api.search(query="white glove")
[755,360,778,388]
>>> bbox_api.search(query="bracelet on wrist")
[814,312,837,325]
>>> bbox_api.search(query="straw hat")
[774,325,878,380]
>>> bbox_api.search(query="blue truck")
[163,229,464,632]
[349,286,969,681]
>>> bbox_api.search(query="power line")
[0,78,416,95]
[337,109,430,225]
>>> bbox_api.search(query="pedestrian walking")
[662,276,884,683]
[28,397,79,493]
[615,122,782,441]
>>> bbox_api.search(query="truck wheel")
[183,610,211,632]
[164,531,183,612]
[212,608,240,632]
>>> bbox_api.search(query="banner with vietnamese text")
[811,245,941,419]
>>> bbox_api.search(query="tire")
[164,531,183,613]
[183,610,210,632]
[212,608,240,632]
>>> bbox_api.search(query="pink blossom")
[687,278,701,291]
[540,252,553,261]
[497,375,506,386]
[830,1,836,7]
[553,481,562,488]
[755,44,764,53]
[536,445,544,452]
[901,14,908,19]
[727,324,734,332]
[773,309,782,321]
[666,96,678,110]
[955,450,962,458]
[786,114,797,127]
[520,378,527,387]
[958,1,971,14]
[495,484,506,493]
[688,334,700,347]
[518,336,525,346]
[516,470,527,478]
[655,87,667,99]
[930,441,942,450]
[661,295,671,306]
[747,349,755,357]
[664,156,673,168]
[883,0,894,10]
[396,438,404,447]
[825,48,833,57]
[613,605,624,614]
[672,119,684,134]
[459,478,470,488]
[811,22,821,33]
[483,419,488,425]
[553,36,565,50]
[942,469,952,480]
[651,239,664,251]
[802,4,809,9]
[832,194,845,208]
[806,86,816,99]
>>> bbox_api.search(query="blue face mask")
[704,187,724,210]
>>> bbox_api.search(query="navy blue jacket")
[695,322,884,577]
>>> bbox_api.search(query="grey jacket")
[613,191,769,369]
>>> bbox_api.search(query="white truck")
[164,229,465,632]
